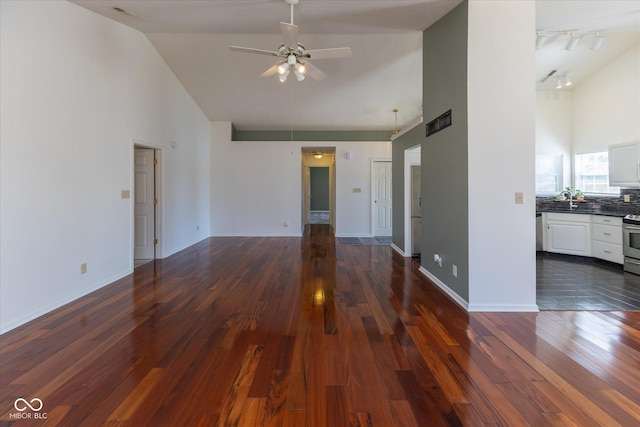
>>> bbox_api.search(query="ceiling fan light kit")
[229,0,351,83]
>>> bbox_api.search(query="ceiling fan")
[229,0,352,82]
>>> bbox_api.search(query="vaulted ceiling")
[71,0,640,132]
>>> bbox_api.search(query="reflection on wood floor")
[1,224,639,425]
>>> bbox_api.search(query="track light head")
[536,32,547,50]
[565,34,580,51]
[592,34,605,50]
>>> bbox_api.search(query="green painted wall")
[234,130,391,141]
[310,167,330,210]
[391,1,469,302]
[392,124,424,250]
[422,1,469,301]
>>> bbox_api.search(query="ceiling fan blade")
[230,46,280,56]
[280,22,299,49]
[304,47,352,60]
[303,61,326,81]
[260,62,282,78]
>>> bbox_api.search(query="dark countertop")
[536,207,627,217]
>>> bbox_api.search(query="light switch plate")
[515,192,524,204]
[121,190,130,199]
[353,188,361,193]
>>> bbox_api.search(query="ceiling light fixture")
[536,30,605,52]
[555,75,572,89]
[535,32,547,50]
[565,33,580,51]
[392,108,399,136]
[592,34,605,50]
[313,152,323,159]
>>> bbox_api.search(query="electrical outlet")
[624,194,631,202]
[80,263,87,274]
[452,264,457,277]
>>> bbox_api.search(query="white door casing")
[134,148,155,259]
[373,161,392,236]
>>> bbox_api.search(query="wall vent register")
[426,110,452,137]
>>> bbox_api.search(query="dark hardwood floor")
[1,225,639,425]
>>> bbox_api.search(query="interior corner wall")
[0,1,211,334]
[467,0,537,311]
[421,1,470,301]
[392,125,425,251]
[210,122,391,237]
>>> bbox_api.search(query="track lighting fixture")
[535,30,605,52]
[565,33,580,51]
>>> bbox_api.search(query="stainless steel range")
[623,214,640,274]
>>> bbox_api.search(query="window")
[574,151,619,195]
[536,155,562,194]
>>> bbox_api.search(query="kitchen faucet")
[561,190,577,210]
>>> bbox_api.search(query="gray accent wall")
[422,1,469,301]
[392,125,424,250]
[234,130,391,141]
[391,1,470,302]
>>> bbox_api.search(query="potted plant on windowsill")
[575,189,585,202]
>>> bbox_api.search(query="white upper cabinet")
[609,142,640,188]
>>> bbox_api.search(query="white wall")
[467,0,537,311]
[0,1,211,333]
[572,43,640,153]
[210,122,391,237]
[536,91,572,187]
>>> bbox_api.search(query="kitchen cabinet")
[544,213,591,256]
[591,215,623,264]
[609,141,640,188]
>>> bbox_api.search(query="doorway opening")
[133,144,162,268]
[404,145,421,257]
[301,147,336,231]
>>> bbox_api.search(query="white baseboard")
[418,266,469,311]
[418,267,539,312]
[467,304,539,312]
[391,243,407,257]
[0,268,132,335]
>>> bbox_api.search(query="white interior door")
[373,161,392,236]
[134,148,155,259]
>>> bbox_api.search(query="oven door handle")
[625,224,640,231]
[625,257,640,266]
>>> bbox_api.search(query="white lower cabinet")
[542,213,623,264]
[545,213,591,256]
[591,216,623,264]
